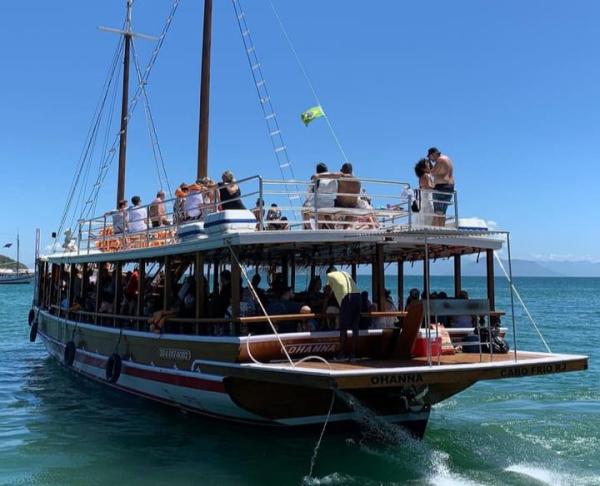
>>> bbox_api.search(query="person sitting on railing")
[413,158,434,227]
[173,184,189,224]
[111,199,128,234]
[335,162,361,209]
[303,162,339,229]
[427,147,455,226]
[218,170,246,210]
[127,196,148,233]
[149,190,169,227]
[185,182,205,220]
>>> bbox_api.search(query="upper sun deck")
[48,175,502,264]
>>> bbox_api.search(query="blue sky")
[1,0,598,266]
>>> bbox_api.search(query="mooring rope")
[494,251,552,353]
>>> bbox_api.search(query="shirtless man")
[427,147,455,226]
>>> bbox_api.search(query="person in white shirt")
[185,182,204,220]
[127,195,148,233]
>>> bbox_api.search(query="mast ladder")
[231,0,301,201]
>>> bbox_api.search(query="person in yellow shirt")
[326,266,361,360]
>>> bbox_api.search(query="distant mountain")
[399,258,599,277]
[0,254,29,271]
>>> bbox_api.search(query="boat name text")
[370,374,424,386]
[500,362,567,378]
[285,343,337,355]
[159,348,192,361]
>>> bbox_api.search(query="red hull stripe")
[124,365,226,393]
[72,350,225,393]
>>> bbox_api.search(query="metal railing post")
[87,220,92,255]
[258,177,264,231]
[453,190,459,228]
[408,192,413,229]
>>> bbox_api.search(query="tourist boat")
[28,0,588,438]
[1,233,34,285]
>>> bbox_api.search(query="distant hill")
[0,255,29,271]
[399,258,600,277]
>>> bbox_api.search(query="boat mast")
[116,0,133,206]
[197,0,213,180]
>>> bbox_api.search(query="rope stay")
[231,0,303,205]
[131,39,173,197]
[80,0,182,222]
[494,251,552,353]
[53,35,125,251]
[268,0,349,163]
[50,0,184,250]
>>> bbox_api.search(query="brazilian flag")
[301,105,325,126]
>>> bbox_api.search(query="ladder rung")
[269,130,281,136]
[274,146,286,153]
[279,163,290,168]
[246,46,255,54]
[237,12,245,20]
[260,97,270,104]
[265,113,276,120]
[251,63,260,70]
[288,195,301,200]
[242,30,250,36]
[256,80,266,87]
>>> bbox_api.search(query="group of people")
[105,146,454,235]
[413,147,455,226]
[108,170,246,234]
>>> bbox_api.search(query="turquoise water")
[1,277,599,485]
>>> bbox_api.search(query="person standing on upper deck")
[325,266,361,360]
[149,191,169,227]
[127,196,148,233]
[112,199,128,234]
[427,147,455,226]
[218,171,246,210]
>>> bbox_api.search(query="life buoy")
[105,353,122,383]
[28,309,36,326]
[29,320,38,343]
[64,341,76,366]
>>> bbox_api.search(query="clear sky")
[1,0,598,266]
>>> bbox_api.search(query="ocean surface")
[1,277,599,486]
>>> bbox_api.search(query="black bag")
[478,327,509,354]
[411,190,420,213]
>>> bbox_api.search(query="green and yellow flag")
[301,105,325,126]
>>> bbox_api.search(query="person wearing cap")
[149,190,169,227]
[427,147,455,226]
[127,196,147,233]
[325,266,361,359]
[112,199,128,234]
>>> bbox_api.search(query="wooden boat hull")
[34,309,435,436]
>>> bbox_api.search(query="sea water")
[1,277,599,485]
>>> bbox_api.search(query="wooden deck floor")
[295,351,545,371]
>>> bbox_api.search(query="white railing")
[74,174,459,254]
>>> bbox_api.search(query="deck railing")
[72,175,459,255]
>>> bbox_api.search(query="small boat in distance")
[28,0,588,438]
[1,233,33,285]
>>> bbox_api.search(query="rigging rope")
[53,35,124,250]
[76,0,182,224]
[494,251,552,353]
[268,0,349,163]
[231,0,303,215]
[131,39,173,197]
